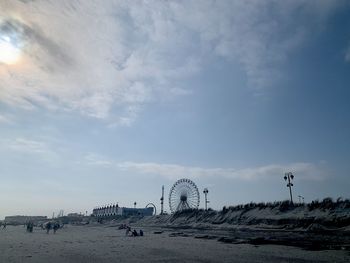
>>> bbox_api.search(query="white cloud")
[4,137,49,154]
[80,155,326,181]
[0,1,199,124]
[116,161,326,181]
[0,137,69,166]
[84,153,112,167]
[0,0,345,122]
[0,114,12,124]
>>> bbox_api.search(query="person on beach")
[125,226,131,236]
[119,224,127,229]
[2,222,6,229]
[26,222,34,233]
[53,222,60,234]
[139,229,143,236]
[46,221,52,234]
[132,229,138,237]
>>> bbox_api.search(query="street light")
[160,185,164,215]
[203,188,209,210]
[284,172,294,204]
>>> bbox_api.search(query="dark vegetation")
[86,198,350,251]
[221,197,350,213]
[169,197,350,229]
[162,198,350,251]
[171,197,350,216]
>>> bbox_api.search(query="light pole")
[203,188,209,210]
[284,172,294,204]
[160,185,164,215]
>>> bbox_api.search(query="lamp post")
[203,188,209,210]
[284,172,294,204]
[160,185,164,215]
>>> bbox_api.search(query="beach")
[0,224,349,263]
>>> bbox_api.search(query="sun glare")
[0,36,21,65]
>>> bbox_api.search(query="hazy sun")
[0,36,21,65]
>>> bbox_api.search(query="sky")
[0,0,350,219]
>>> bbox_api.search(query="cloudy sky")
[0,0,350,218]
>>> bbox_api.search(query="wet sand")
[0,225,349,262]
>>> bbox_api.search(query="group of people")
[23,221,61,234]
[0,221,64,234]
[124,225,143,237]
[43,221,61,234]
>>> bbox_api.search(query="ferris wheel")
[168,178,200,213]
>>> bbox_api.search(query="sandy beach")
[0,224,349,263]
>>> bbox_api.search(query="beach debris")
[194,235,218,240]
[153,231,163,234]
[217,237,245,244]
[169,232,191,237]
[248,237,267,245]
[305,223,329,233]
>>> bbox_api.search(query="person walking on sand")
[53,222,59,234]
[2,222,6,229]
[46,221,52,234]
[27,222,34,233]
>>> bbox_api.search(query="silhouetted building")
[92,205,153,217]
[67,213,83,217]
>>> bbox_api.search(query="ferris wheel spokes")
[168,178,200,213]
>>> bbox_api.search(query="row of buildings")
[92,205,153,217]
[4,215,47,225]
